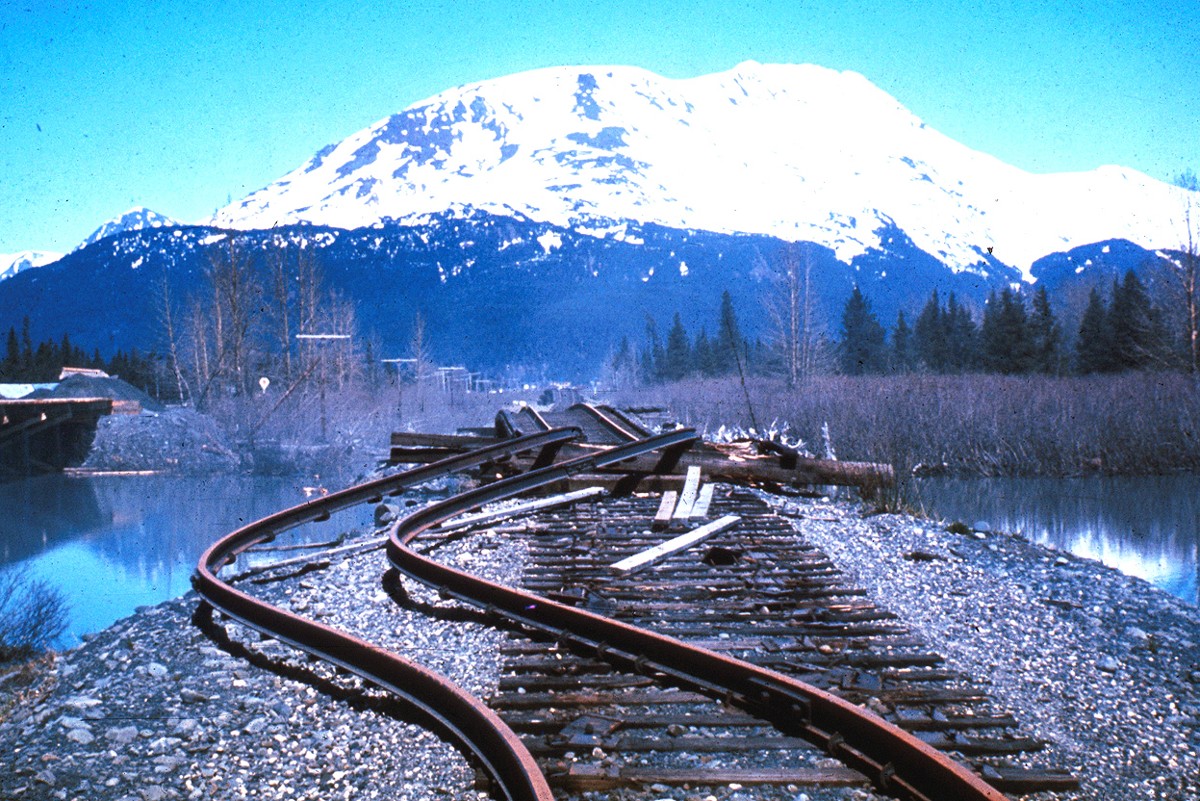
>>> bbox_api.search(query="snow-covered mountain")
[0,250,61,281]
[77,207,181,251]
[210,61,1196,281]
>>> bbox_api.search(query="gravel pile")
[82,408,239,474]
[764,492,1200,801]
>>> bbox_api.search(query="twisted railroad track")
[194,423,1075,801]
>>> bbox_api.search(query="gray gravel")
[0,515,524,801]
[764,491,1200,801]
[1,490,1196,801]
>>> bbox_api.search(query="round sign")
[259,376,270,393]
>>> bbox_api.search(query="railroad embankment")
[1,491,1196,801]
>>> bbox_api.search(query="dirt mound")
[82,406,239,474]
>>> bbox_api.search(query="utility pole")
[295,333,350,442]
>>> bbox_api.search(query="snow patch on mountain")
[209,62,1198,281]
[78,207,182,251]
[0,250,62,281]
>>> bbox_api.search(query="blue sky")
[2,0,1197,254]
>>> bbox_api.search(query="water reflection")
[915,475,1200,606]
[0,474,374,646]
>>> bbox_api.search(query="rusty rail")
[566,402,644,442]
[386,434,1006,801]
[193,429,582,801]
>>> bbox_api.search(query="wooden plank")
[609,515,740,574]
[651,491,677,531]
[440,487,606,531]
[672,466,702,518]
[390,431,499,448]
[690,483,715,518]
[561,764,867,790]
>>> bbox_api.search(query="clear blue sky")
[2,0,1197,254]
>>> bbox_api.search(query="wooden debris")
[690,483,715,518]
[440,487,606,531]
[652,491,678,531]
[672,466,702,519]
[610,515,741,574]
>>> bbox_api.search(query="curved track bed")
[193,430,581,801]
[194,427,1064,801]
[384,435,1009,801]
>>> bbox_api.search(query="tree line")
[607,290,765,384]
[0,316,159,391]
[840,270,1179,376]
[618,266,1190,386]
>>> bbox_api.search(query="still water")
[1,474,374,647]
[915,474,1200,606]
[4,473,1197,649]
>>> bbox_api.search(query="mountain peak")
[207,62,1189,278]
[78,207,181,251]
[0,250,62,282]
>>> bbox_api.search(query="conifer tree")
[641,316,664,383]
[981,288,1033,373]
[838,285,887,374]
[891,311,913,373]
[715,290,744,375]
[663,313,692,381]
[943,293,979,372]
[914,290,946,371]
[3,328,19,379]
[693,328,716,376]
[1076,287,1114,373]
[1029,285,1062,373]
[1109,271,1158,370]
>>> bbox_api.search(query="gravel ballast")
[1,491,1196,800]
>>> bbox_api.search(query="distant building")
[60,366,111,380]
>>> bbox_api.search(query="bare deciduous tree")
[763,243,830,385]
[153,267,188,402]
[1169,171,1200,374]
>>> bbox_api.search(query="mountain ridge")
[207,61,1195,281]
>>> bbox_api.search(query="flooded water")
[915,474,1200,606]
[0,473,375,647]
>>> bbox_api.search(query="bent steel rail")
[567,402,644,443]
[194,429,580,801]
[386,432,1006,801]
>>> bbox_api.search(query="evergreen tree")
[609,335,634,374]
[663,313,692,381]
[20,317,33,374]
[981,288,1034,373]
[891,311,913,373]
[714,290,743,375]
[914,290,946,371]
[838,285,887,375]
[1076,287,1114,373]
[1109,271,1157,370]
[979,290,1002,370]
[640,316,664,383]
[1029,285,1062,373]
[3,327,18,379]
[693,328,716,376]
[943,293,980,372]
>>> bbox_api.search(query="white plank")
[610,515,741,573]
[672,465,702,519]
[652,491,678,531]
[690,483,715,518]
[440,487,606,531]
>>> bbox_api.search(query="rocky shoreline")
[1,490,1196,800]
